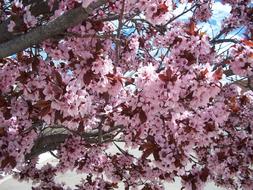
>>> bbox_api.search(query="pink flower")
[7,21,16,32]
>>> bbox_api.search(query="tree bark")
[25,124,123,160]
[0,0,54,44]
[0,0,105,59]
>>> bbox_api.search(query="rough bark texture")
[25,125,123,160]
[0,0,54,44]
[0,0,105,58]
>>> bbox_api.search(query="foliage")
[0,0,253,189]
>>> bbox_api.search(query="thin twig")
[115,0,126,67]
[164,3,198,26]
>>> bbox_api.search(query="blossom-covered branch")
[0,0,106,58]
[0,0,253,189]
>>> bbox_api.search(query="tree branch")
[25,124,124,160]
[164,3,198,26]
[115,0,126,67]
[211,38,239,44]
[0,0,56,44]
[0,0,106,59]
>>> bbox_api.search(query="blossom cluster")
[0,0,253,190]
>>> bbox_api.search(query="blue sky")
[174,1,232,37]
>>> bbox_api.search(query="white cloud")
[198,2,231,37]
[172,2,231,37]
[173,3,194,20]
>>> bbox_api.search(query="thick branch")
[0,0,106,59]
[0,0,55,44]
[25,133,69,161]
[25,125,123,160]
[211,38,239,44]
[224,69,234,77]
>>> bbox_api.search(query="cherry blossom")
[0,0,253,189]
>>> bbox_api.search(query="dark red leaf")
[132,129,142,141]
[198,68,208,80]
[106,73,119,86]
[16,71,30,84]
[52,70,63,86]
[229,96,240,113]
[100,92,110,103]
[0,127,5,137]
[154,3,169,17]
[191,181,197,190]
[68,50,75,60]
[139,37,145,48]
[139,109,147,123]
[31,57,40,73]
[52,84,63,99]
[158,67,177,83]
[0,95,7,108]
[3,109,12,120]
[217,151,226,162]
[199,167,209,182]
[186,21,197,36]
[180,50,196,65]
[34,100,51,108]
[172,37,183,45]
[11,5,21,13]
[153,148,161,161]
[140,136,161,160]
[242,39,253,47]
[240,95,249,105]
[213,67,223,80]
[185,91,194,101]
[40,105,51,117]
[142,184,152,190]
[158,74,168,82]
[83,70,95,85]
[124,77,135,86]
[1,155,17,168]
[142,148,153,159]
[204,122,216,132]
[166,67,173,77]
[174,157,182,168]
[92,21,104,31]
